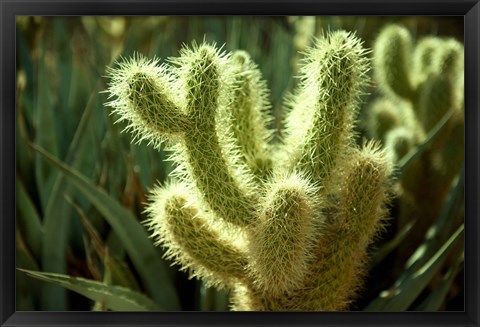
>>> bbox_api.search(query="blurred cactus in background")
[105,31,392,311]
[367,24,464,270]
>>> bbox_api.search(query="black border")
[1,0,479,326]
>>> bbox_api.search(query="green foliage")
[33,145,180,309]
[16,16,183,311]
[18,269,163,311]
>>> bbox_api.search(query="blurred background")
[16,16,464,311]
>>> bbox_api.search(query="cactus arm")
[248,172,321,296]
[321,142,390,309]
[417,75,457,132]
[433,39,464,78]
[169,43,258,227]
[281,31,369,186]
[107,45,258,227]
[336,142,391,242]
[412,37,443,86]
[416,39,464,133]
[146,182,249,288]
[287,142,391,311]
[366,98,401,142]
[373,25,415,101]
[105,54,190,147]
[219,50,274,181]
[384,127,417,163]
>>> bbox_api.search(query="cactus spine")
[106,31,391,311]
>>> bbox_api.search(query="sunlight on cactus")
[105,31,392,311]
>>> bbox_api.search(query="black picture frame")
[1,0,479,326]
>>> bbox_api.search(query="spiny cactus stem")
[227,50,273,180]
[182,127,257,227]
[303,143,390,310]
[176,45,257,227]
[373,25,415,100]
[249,173,320,296]
[128,72,190,136]
[147,183,249,288]
[283,31,369,186]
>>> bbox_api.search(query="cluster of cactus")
[367,24,464,263]
[105,31,392,311]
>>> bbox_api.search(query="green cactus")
[368,24,464,266]
[373,25,416,100]
[105,31,392,311]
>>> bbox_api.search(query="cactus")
[105,31,392,311]
[367,24,464,266]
